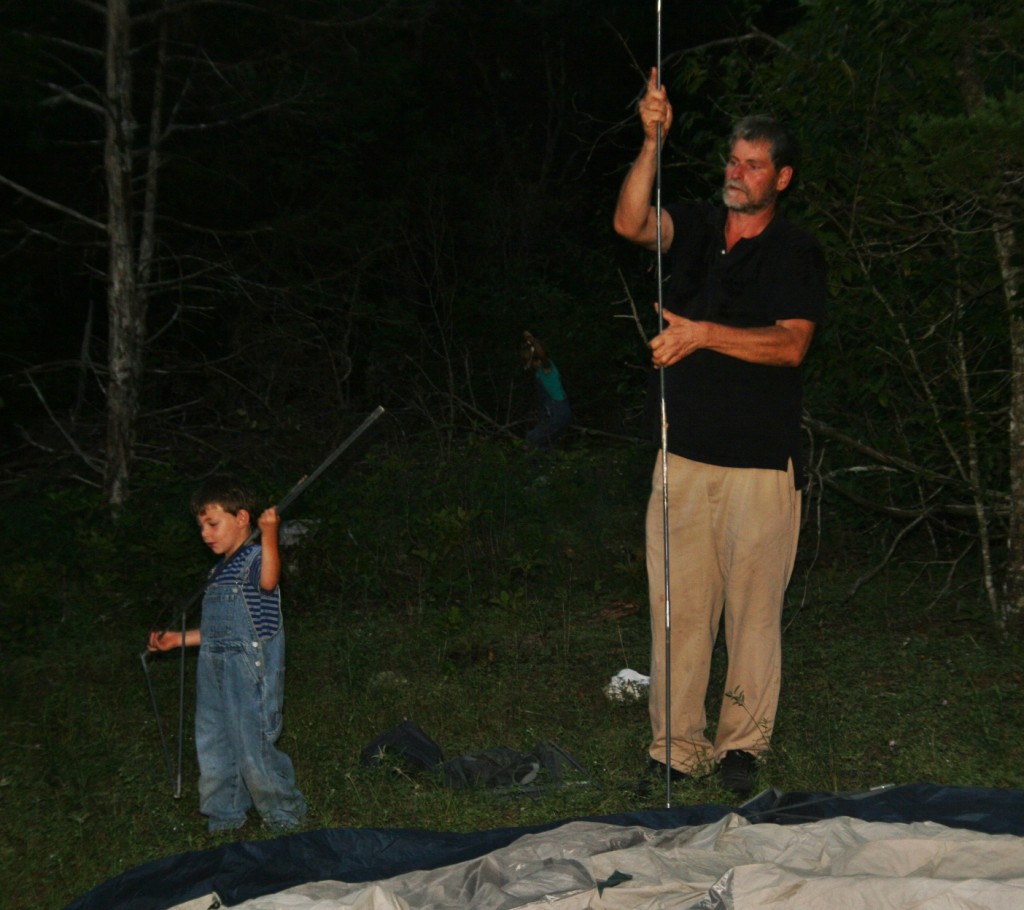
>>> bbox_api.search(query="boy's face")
[196,503,251,557]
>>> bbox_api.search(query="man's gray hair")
[730,115,801,189]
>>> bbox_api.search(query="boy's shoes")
[206,815,247,834]
[719,750,757,796]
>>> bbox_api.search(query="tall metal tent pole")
[654,0,674,809]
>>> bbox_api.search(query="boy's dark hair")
[190,476,257,521]
[729,114,801,192]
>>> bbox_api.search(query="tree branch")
[0,173,106,231]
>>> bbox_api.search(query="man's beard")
[722,181,777,214]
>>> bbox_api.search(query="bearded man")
[613,69,827,796]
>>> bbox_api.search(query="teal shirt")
[535,363,567,402]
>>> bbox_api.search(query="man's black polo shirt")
[653,200,826,488]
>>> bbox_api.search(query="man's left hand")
[650,308,705,368]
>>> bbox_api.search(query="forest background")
[2,1,1024,908]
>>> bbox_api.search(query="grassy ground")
[3,437,1023,909]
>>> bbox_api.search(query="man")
[613,68,826,795]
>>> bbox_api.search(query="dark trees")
[669,0,1024,626]
[0,0,439,507]
[1,1,647,502]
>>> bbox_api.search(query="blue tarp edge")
[63,782,1024,910]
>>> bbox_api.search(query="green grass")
[3,438,1023,909]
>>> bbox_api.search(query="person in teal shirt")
[522,330,572,450]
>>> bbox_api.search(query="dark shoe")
[719,750,757,796]
[636,758,695,800]
[647,757,691,783]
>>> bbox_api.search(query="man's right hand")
[639,67,673,143]
[613,67,676,249]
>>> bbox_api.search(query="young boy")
[148,477,307,833]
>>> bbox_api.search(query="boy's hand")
[147,630,180,652]
[258,507,280,539]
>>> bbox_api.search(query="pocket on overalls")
[261,668,284,740]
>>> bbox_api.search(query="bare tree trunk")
[138,5,167,290]
[958,44,1024,629]
[996,218,1024,627]
[103,0,144,511]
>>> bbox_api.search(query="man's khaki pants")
[646,452,801,774]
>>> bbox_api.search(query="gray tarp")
[227,812,1024,910]
[65,785,1024,910]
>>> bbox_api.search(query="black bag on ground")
[441,740,587,789]
[360,722,587,790]
[442,747,541,789]
[359,720,445,772]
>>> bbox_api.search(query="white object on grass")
[603,668,650,703]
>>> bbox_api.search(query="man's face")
[722,138,792,214]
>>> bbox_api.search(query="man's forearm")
[613,139,661,247]
[650,317,816,369]
[698,320,815,368]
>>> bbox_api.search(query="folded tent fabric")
[64,783,1024,910]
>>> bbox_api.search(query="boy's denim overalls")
[195,546,307,832]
